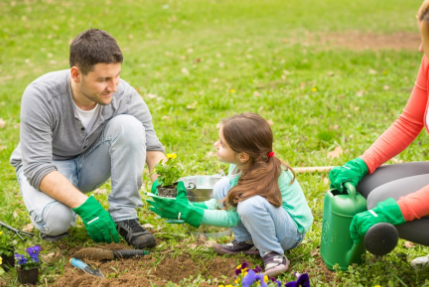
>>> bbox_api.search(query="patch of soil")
[292,31,421,51]
[53,244,250,287]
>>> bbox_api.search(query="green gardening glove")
[72,196,120,243]
[151,179,160,195]
[147,181,204,228]
[350,198,405,244]
[329,158,369,192]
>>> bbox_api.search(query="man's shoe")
[41,232,69,242]
[212,239,260,256]
[116,219,156,249]
[411,254,429,269]
[263,251,290,277]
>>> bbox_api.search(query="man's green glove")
[147,181,204,228]
[350,198,405,244]
[72,196,120,243]
[329,158,368,192]
[151,179,160,195]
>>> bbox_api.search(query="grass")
[1,0,429,285]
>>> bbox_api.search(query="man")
[9,29,166,249]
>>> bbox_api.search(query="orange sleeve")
[360,56,429,174]
[398,184,429,221]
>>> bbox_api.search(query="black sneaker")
[116,219,156,249]
[212,239,260,256]
[41,232,69,242]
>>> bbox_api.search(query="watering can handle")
[344,182,357,201]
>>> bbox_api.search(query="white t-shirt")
[72,101,100,133]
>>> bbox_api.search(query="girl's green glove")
[329,158,369,192]
[72,196,120,243]
[147,181,204,228]
[350,198,405,244]
[151,179,160,195]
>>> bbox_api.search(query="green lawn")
[1,0,429,286]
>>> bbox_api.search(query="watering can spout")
[346,241,363,266]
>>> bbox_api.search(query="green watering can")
[320,182,367,271]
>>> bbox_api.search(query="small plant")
[0,255,4,275]
[218,262,310,287]
[0,230,16,258]
[152,153,183,187]
[151,153,183,198]
[15,245,41,270]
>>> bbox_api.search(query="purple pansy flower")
[285,272,310,287]
[15,254,27,265]
[26,245,41,262]
[242,269,267,287]
[235,261,250,275]
[252,265,263,273]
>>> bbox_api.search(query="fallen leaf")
[93,188,107,195]
[186,101,198,110]
[188,243,197,249]
[391,157,404,163]
[253,91,260,97]
[356,90,364,97]
[13,211,18,218]
[181,68,189,75]
[22,223,34,232]
[147,94,157,99]
[204,239,217,248]
[142,223,154,229]
[267,120,274,126]
[0,145,6,151]
[41,252,56,263]
[368,69,377,74]
[327,146,343,158]
[206,151,216,157]
[197,234,206,244]
[404,241,415,249]
[0,118,6,128]
[323,177,330,185]
[383,85,390,90]
[310,249,319,257]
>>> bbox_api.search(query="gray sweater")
[10,70,164,189]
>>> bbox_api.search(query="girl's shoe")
[411,254,429,269]
[212,239,260,256]
[263,251,290,277]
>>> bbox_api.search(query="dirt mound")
[53,245,251,287]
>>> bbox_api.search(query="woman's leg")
[357,162,429,245]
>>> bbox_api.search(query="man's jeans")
[213,178,305,257]
[16,115,147,236]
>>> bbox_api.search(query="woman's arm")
[361,56,429,173]
[398,184,429,221]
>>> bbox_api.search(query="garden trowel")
[70,258,104,278]
[73,248,149,261]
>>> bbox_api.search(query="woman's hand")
[328,158,369,192]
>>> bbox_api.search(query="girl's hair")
[418,0,429,22]
[222,113,295,208]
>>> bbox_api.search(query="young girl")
[148,113,313,277]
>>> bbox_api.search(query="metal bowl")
[179,174,227,202]
[178,173,232,238]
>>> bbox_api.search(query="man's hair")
[69,29,123,74]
